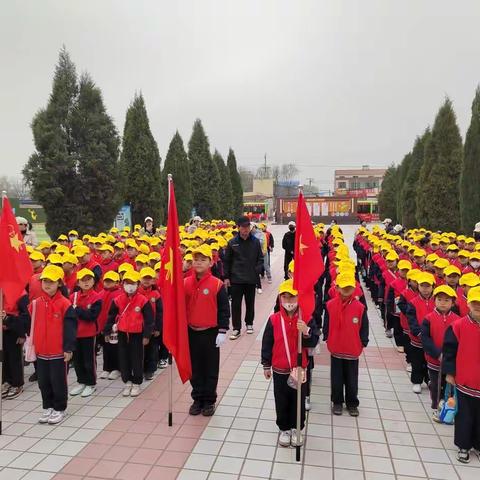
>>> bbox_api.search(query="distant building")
[334,165,386,197]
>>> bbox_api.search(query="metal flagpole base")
[168,353,173,426]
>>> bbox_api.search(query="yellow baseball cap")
[278,279,298,296]
[407,269,421,281]
[417,272,435,286]
[397,260,412,271]
[444,265,461,277]
[192,244,213,260]
[123,270,141,283]
[77,268,95,280]
[288,260,295,272]
[467,286,480,303]
[135,254,149,264]
[47,253,63,265]
[386,251,399,261]
[336,273,356,289]
[114,242,125,250]
[30,251,45,262]
[460,273,480,287]
[433,285,457,298]
[184,253,193,262]
[40,265,65,282]
[426,253,439,263]
[103,271,120,282]
[154,261,162,271]
[139,267,156,279]
[458,250,470,258]
[62,253,79,265]
[149,252,161,261]
[434,258,450,270]
[99,244,114,253]
[118,262,134,274]
[57,234,68,241]
[68,230,79,236]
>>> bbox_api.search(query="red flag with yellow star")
[293,190,324,321]
[160,178,192,383]
[0,196,33,307]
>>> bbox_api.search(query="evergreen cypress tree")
[378,165,398,221]
[395,152,413,224]
[119,93,164,226]
[212,150,234,219]
[188,119,220,219]
[70,74,121,234]
[227,148,243,218]
[400,130,430,228]
[162,131,193,224]
[416,99,463,231]
[460,87,480,233]
[23,47,79,238]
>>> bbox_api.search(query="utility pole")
[264,153,268,177]
[306,177,314,187]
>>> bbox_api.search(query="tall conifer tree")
[460,87,480,233]
[416,99,462,231]
[212,150,234,219]
[120,93,164,226]
[227,148,243,218]
[162,131,192,224]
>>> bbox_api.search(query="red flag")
[293,190,325,321]
[0,196,33,307]
[160,179,192,383]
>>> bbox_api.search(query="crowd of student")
[3,216,480,463]
[354,225,480,463]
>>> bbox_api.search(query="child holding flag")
[262,280,319,447]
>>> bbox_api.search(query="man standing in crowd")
[282,221,296,280]
[224,216,264,340]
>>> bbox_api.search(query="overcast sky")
[1,0,480,190]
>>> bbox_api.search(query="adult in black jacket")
[282,222,296,279]
[224,216,264,339]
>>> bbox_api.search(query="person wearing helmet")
[16,216,38,247]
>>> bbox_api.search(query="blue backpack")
[438,384,457,425]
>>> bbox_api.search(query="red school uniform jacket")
[28,273,43,301]
[70,289,102,338]
[97,287,122,334]
[29,291,77,358]
[261,309,318,374]
[406,295,435,347]
[323,296,369,360]
[421,309,459,370]
[64,271,78,295]
[443,315,480,398]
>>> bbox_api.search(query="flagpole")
[295,184,304,462]
[0,190,6,435]
[166,174,174,427]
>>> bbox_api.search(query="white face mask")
[124,284,138,295]
[282,302,298,312]
[69,235,77,242]
[470,261,480,269]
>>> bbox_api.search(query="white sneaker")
[268,278,272,284]
[38,408,53,424]
[246,325,254,334]
[122,382,132,397]
[99,371,109,379]
[291,428,304,446]
[70,384,86,396]
[130,385,141,397]
[278,430,291,447]
[256,288,263,294]
[48,410,66,425]
[397,346,405,353]
[305,396,311,411]
[229,330,241,340]
[406,364,412,373]
[385,329,393,338]
[108,370,121,380]
[81,385,96,398]
[412,384,422,394]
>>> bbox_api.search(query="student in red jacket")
[29,265,77,425]
[186,245,230,417]
[139,267,163,381]
[69,268,102,398]
[443,286,480,464]
[2,291,29,399]
[323,273,369,417]
[62,253,79,295]
[420,285,459,416]
[105,270,154,397]
[98,271,122,380]
[262,279,319,447]
[406,272,436,393]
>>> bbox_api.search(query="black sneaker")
[189,401,203,416]
[457,449,470,463]
[348,406,359,417]
[202,404,216,416]
[29,372,38,382]
[332,404,343,415]
[144,372,154,381]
